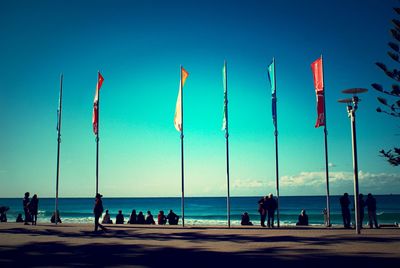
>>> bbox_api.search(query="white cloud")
[232,170,400,196]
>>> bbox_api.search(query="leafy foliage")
[372,6,400,166]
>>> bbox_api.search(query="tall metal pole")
[224,60,231,228]
[273,58,280,228]
[55,73,63,225]
[321,55,331,227]
[96,76,100,195]
[180,65,185,227]
[349,101,360,234]
[339,89,367,235]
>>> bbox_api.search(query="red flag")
[311,57,325,128]
[93,72,104,135]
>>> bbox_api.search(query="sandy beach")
[0,223,399,267]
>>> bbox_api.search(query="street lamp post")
[338,88,368,235]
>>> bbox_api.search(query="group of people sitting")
[101,209,180,225]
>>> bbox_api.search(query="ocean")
[1,195,399,226]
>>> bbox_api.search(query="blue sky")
[0,0,399,197]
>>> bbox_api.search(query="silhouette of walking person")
[93,193,106,232]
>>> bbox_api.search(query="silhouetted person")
[23,192,30,225]
[128,209,137,224]
[366,193,379,228]
[93,193,106,232]
[29,194,39,225]
[258,196,267,227]
[359,194,365,228]
[145,211,155,224]
[137,211,145,224]
[340,193,351,228]
[266,193,278,228]
[241,212,253,226]
[167,210,179,225]
[116,210,124,224]
[0,206,9,222]
[322,208,329,226]
[51,210,62,224]
[296,209,309,226]
[158,210,167,225]
[102,209,112,224]
[16,213,23,223]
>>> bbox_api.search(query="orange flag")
[174,67,189,131]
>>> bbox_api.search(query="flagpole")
[224,60,231,228]
[273,58,280,228]
[96,71,100,195]
[321,55,331,227]
[55,73,63,225]
[180,65,185,227]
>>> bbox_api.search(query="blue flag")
[222,61,227,130]
[267,59,276,126]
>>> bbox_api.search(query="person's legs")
[345,209,351,228]
[373,212,379,228]
[269,211,275,228]
[24,209,30,225]
[260,213,266,227]
[94,215,99,231]
[368,210,373,228]
[341,209,346,227]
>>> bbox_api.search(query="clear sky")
[1,0,399,197]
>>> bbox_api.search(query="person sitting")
[0,206,9,222]
[137,211,145,224]
[157,210,167,225]
[50,210,62,224]
[16,213,24,223]
[128,209,137,224]
[116,210,124,224]
[167,209,179,225]
[102,209,113,224]
[241,212,253,226]
[145,211,155,224]
[296,209,309,226]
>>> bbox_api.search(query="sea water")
[1,195,399,226]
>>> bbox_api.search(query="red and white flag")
[311,57,325,128]
[93,72,104,135]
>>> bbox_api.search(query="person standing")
[22,192,30,225]
[340,193,351,228]
[359,194,365,228]
[266,193,277,228]
[29,194,39,225]
[93,193,106,232]
[258,196,267,227]
[365,193,379,228]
